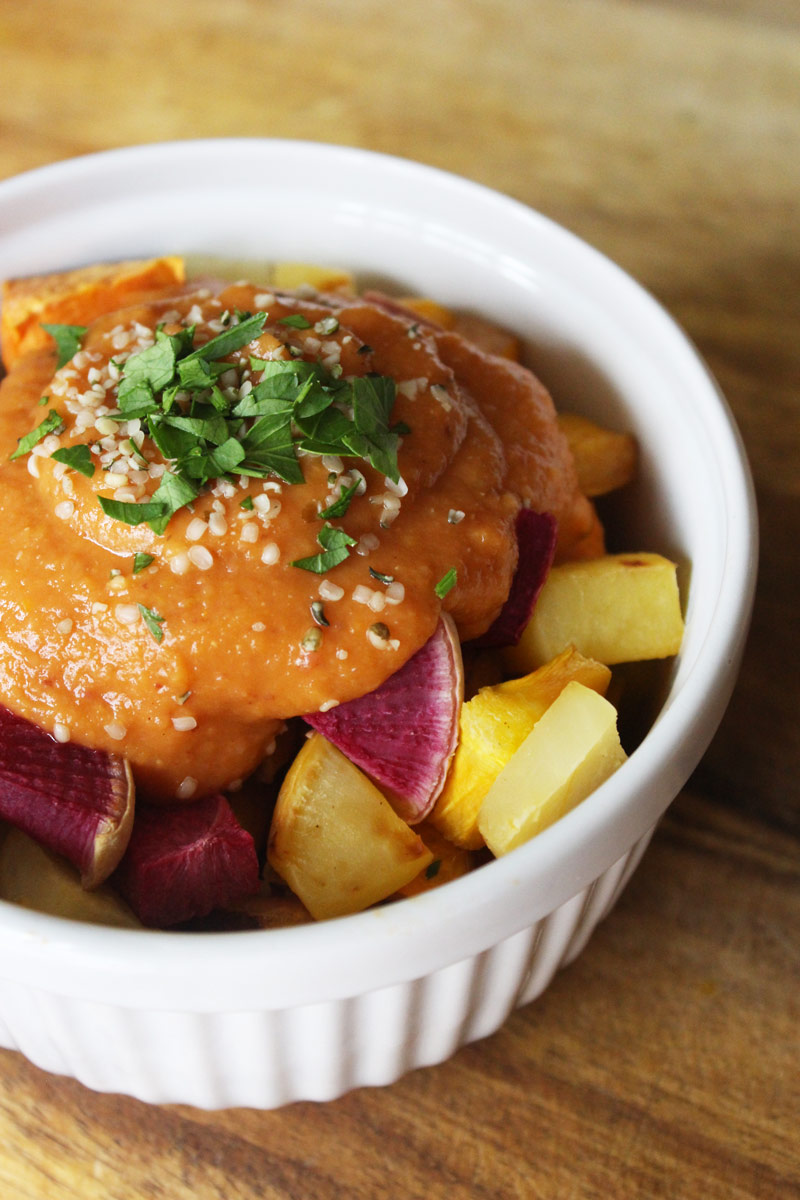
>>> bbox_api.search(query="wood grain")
[0,1,798,1196]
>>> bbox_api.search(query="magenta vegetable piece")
[0,705,134,889]
[305,614,464,824]
[113,793,260,928]
[471,509,557,649]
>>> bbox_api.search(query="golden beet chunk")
[478,681,627,855]
[506,552,685,672]
[430,646,611,849]
[268,734,432,920]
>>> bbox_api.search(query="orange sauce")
[0,282,600,801]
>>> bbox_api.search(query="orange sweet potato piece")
[394,822,474,897]
[398,296,457,329]
[450,313,521,362]
[1,256,185,369]
[399,297,521,361]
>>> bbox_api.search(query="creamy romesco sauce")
[0,281,599,801]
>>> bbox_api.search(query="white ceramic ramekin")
[0,141,757,1108]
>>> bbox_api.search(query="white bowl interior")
[0,141,757,1011]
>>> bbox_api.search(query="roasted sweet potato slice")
[0,255,185,369]
[379,293,521,360]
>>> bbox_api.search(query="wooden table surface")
[0,1,797,1196]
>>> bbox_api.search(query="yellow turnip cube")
[267,733,432,920]
[506,552,685,671]
[430,647,611,849]
[478,681,627,856]
[0,827,140,927]
[557,412,637,497]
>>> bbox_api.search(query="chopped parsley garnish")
[17,307,409,551]
[290,523,357,574]
[196,312,266,357]
[51,444,95,478]
[425,859,442,879]
[99,496,167,526]
[146,471,200,536]
[434,567,457,599]
[132,553,154,574]
[345,375,401,482]
[41,323,87,369]
[279,313,312,329]
[10,409,64,460]
[318,479,360,520]
[138,603,165,643]
[239,495,254,511]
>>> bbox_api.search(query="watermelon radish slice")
[0,705,134,889]
[305,614,463,823]
[113,793,260,928]
[471,509,557,649]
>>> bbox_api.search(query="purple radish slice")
[471,509,557,649]
[305,614,463,824]
[0,705,134,889]
[113,793,260,928]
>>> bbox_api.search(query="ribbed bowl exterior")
[0,830,651,1109]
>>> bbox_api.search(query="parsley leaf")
[434,567,457,599]
[147,471,200,534]
[161,412,231,446]
[176,356,228,390]
[318,479,360,519]
[290,523,357,574]
[121,328,183,393]
[279,314,312,329]
[41,323,87,369]
[181,312,267,363]
[132,553,154,574]
[203,436,246,477]
[294,404,355,456]
[138,603,165,643]
[98,497,166,526]
[240,411,305,484]
[344,374,401,482]
[51,444,95,478]
[116,379,159,418]
[10,409,64,460]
